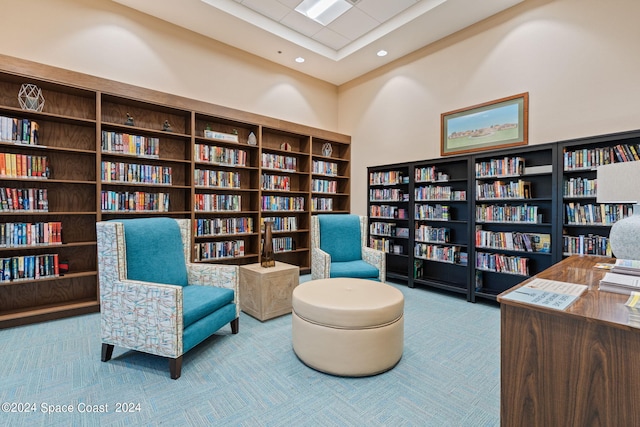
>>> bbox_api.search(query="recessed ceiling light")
[377,50,388,57]
[295,57,305,63]
[295,0,353,26]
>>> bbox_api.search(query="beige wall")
[341,0,640,215]
[0,0,339,131]
[2,0,640,217]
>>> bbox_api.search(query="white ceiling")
[111,0,525,85]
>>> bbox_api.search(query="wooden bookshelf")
[0,54,350,327]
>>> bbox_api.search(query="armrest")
[312,247,331,280]
[100,279,183,358]
[186,263,240,316]
[362,247,386,283]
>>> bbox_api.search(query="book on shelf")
[599,272,640,295]
[524,164,553,175]
[500,278,588,310]
[204,129,239,143]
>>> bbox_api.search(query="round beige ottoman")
[291,278,404,377]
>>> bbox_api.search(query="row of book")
[311,197,333,211]
[415,224,450,243]
[194,169,240,189]
[0,116,39,145]
[563,144,640,171]
[0,254,60,282]
[414,243,463,264]
[475,204,539,223]
[101,131,160,158]
[203,130,239,143]
[261,216,297,232]
[415,166,449,183]
[195,240,245,260]
[564,177,597,198]
[369,237,390,252]
[101,191,170,212]
[475,229,551,253]
[415,185,466,201]
[261,195,304,212]
[195,217,254,237]
[369,205,407,219]
[475,156,525,178]
[562,233,611,256]
[565,202,632,225]
[194,194,241,212]
[0,153,49,179]
[476,251,529,275]
[312,160,338,176]
[0,187,48,212]
[476,180,531,200]
[195,144,247,166]
[312,178,337,194]
[415,204,450,221]
[370,221,396,237]
[370,224,409,238]
[369,170,404,186]
[269,236,295,253]
[369,188,405,202]
[101,161,172,185]
[262,174,291,191]
[0,222,62,247]
[261,153,297,172]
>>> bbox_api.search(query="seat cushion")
[292,278,404,328]
[318,214,362,262]
[182,285,235,328]
[119,217,188,286]
[183,303,237,353]
[330,260,379,279]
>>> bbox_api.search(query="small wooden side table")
[239,261,299,321]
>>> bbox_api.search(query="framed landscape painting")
[441,93,528,156]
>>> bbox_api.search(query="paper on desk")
[523,278,588,296]
[501,278,588,310]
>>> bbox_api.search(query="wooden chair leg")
[231,317,239,334]
[170,356,183,380]
[101,344,114,362]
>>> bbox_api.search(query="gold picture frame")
[441,92,529,156]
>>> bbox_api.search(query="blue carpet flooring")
[0,278,500,426]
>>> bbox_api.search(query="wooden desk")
[498,255,640,426]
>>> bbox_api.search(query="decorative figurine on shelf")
[18,83,45,112]
[261,221,275,268]
[280,142,291,151]
[322,142,333,157]
[247,131,257,146]
[162,120,172,132]
[204,123,213,139]
[124,113,135,126]
[58,260,70,275]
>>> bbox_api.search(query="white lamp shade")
[597,161,640,260]
[596,161,640,203]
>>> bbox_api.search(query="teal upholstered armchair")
[96,217,239,379]
[311,214,385,282]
